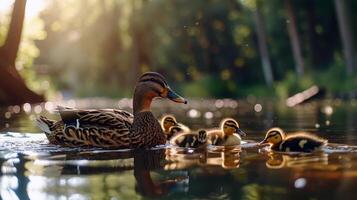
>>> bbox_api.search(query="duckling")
[36,72,187,148]
[170,130,207,148]
[207,118,246,146]
[160,115,190,140]
[260,127,327,153]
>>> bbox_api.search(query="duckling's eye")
[274,136,278,139]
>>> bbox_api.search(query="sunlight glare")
[0,0,46,18]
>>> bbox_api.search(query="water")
[0,98,356,199]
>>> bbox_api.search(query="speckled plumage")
[271,134,327,152]
[36,72,187,149]
[129,111,166,148]
[38,108,134,148]
[261,128,327,153]
[170,130,207,148]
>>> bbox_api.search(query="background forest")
[0,0,356,104]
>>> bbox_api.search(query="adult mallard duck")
[207,118,246,146]
[260,127,327,153]
[160,115,190,140]
[36,72,187,148]
[170,130,207,148]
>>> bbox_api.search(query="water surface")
[0,99,356,199]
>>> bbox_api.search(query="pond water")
[0,98,356,200]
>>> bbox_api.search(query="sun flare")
[0,0,46,18]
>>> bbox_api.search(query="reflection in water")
[0,99,356,199]
[265,153,330,169]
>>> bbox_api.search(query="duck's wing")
[58,107,133,129]
[221,134,241,146]
[170,133,193,147]
[56,126,131,148]
[282,136,326,152]
[206,130,223,145]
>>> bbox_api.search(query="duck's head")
[221,118,246,137]
[133,72,187,114]
[260,127,285,145]
[161,115,178,132]
[198,130,207,143]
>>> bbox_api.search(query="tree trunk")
[253,1,274,86]
[334,0,355,74]
[306,0,319,68]
[284,0,304,77]
[0,0,44,106]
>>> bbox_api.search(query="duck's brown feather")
[38,109,165,148]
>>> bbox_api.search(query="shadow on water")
[0,99,356,199]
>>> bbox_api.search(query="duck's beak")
[167,87,187,104]
[236,128,246,137]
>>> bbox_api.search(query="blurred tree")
[334,0,355,74]
[284,0,304,76]
[0,0,44,105]
[253,0,273,86]
[32,0,356,99]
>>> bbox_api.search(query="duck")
[170,130,207,148]
[160,115,190,140]
[36,72,187,148]
[207,118,246,146]
[259,127,327,153]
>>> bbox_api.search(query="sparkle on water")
[0,98,357,199]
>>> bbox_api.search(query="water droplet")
[23,103,31,113]
[12,105,20,113]
[294,178,306,188]
[34,105,43,114]
[45,102,55,111]
[254,104,262,112]
[315,123,320,128]
[322,106,333,115]
[4,112,11,119]
[204,112,213,119]
[215,100,224,108]
[187,109,200,118]
[325,120,330,126]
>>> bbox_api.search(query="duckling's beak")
[259,138,268,145]
[167,87,188,104]
[236,128,246,137]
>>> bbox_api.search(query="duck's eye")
[275,136,278,139]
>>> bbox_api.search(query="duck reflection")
[165,146,241,170]
[265,152,331,170]
[1,153,31,200]
[0,146,277,199]
[133,149,189,197]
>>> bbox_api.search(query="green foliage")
[1,0,356,99]
[315,63,357,93]
[275,72,314,98]
[181,74,237,98]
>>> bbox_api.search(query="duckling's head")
[133,72,187,114]
[198,130,207,143]
[221,118,246,137]
[260,127,285,145]
[161,115,178,132]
